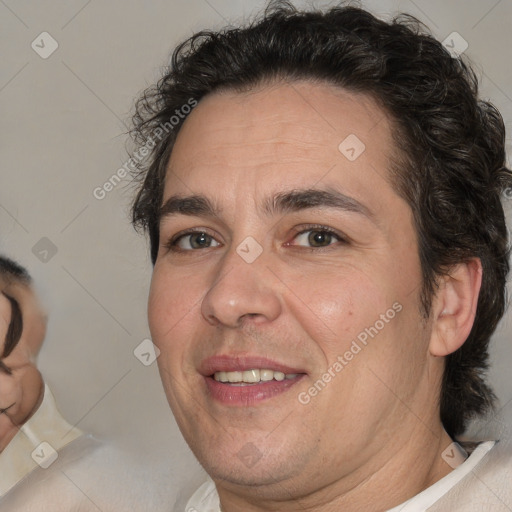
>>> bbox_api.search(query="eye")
[167,230,221,251]
[0,403,15,415]
[291,227,346,248]
[0,361,12,375]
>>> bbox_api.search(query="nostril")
[203,313,220,327]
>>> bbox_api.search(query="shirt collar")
[0,383,83,497]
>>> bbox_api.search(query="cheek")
[284,266,394,352]
[148,265,205,365]
[149,266,187,338]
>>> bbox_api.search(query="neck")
[216,424,455,512]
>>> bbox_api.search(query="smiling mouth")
[212,368,301,385]
[204,371,306,406]
[200,355,307,404]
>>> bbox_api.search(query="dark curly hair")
[130,1,511,438]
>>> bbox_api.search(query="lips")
[199,354,307,406]
[199,354,306,376]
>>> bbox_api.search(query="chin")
[206,461,290,487]
[194,437,307,488]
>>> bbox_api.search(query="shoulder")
[0,435,172,512]
[428,438,512,511]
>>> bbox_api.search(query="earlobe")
[429,258,482,357]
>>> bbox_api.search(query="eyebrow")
[263,188,373,219]
[160,195,219,220]
[159,188,374,223]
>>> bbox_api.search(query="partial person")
[0,256,83,499]
[0,257,178,511]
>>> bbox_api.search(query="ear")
[429,258,482,357]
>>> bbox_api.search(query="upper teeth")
[213,369,298,383]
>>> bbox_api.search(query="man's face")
[148,82,440,494]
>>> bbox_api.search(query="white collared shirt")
[0,383,83,497]
[185,441,497,512]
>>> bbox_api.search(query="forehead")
[164,81,399,210]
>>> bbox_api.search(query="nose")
[200,246,282,328]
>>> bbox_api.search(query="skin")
[148,81,482,511]
[0,276,45,452]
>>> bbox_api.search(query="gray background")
[1,0,511,503]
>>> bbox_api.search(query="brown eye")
[293,229,342,248]
[189,232,212,248]
[308,231,333,247]
[173,231,220,250]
